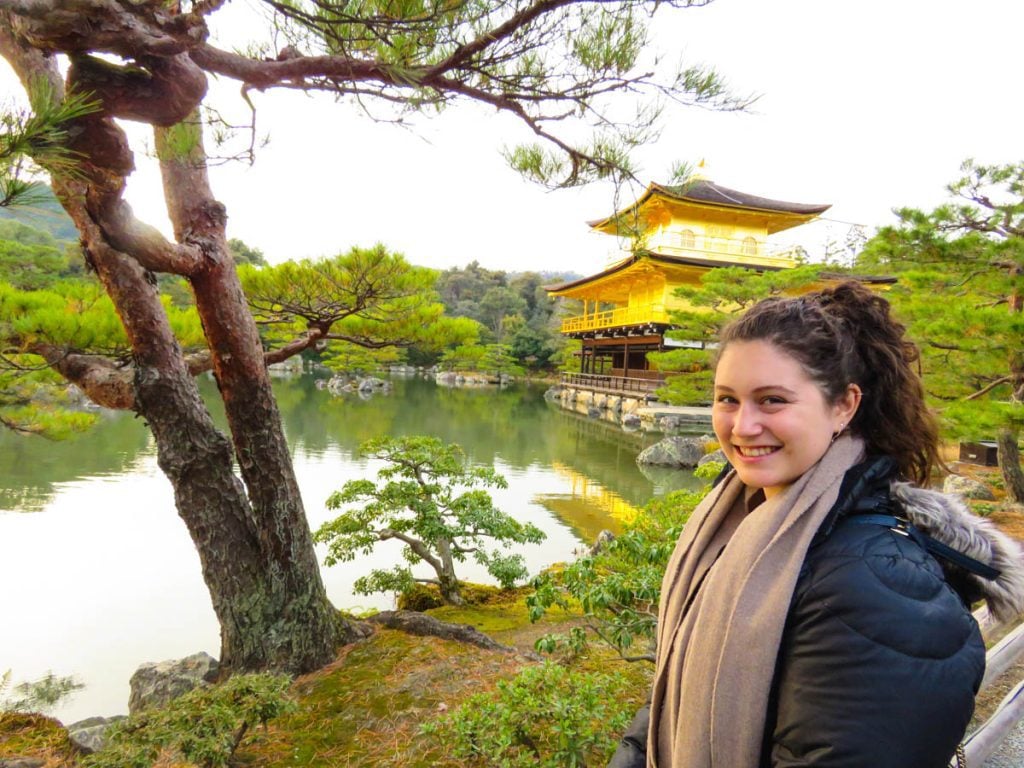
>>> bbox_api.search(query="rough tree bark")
[0,15,353,674]
[1003,264,1024,505]
[997,429,1024,506]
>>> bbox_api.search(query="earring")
[831,423,845,443]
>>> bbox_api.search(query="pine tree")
[858,160,1024,502]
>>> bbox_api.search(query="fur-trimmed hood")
[894,482,1024,623]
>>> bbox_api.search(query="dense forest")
[0,188,577,438]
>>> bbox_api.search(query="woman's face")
[712,340,860,498]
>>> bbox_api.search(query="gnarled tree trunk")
[0,16,352,675]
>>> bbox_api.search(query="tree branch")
[191,43,396,90]
[68,52,207,127]
[96,198,206,275]
[379,528,442,573]
[965,375,1013,401]
[425,0,574,78]
[26,342,135,410]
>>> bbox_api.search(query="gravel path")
[979,645,1024,767]
[982,714,1024,767]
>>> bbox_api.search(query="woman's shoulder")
[808,460,1024,624]
[797,516,980,659]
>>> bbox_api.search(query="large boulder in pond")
[435,371,459,386]
[357,376,391,393]
[128,652,219,714]
[942,474,996,501]
[636,436,705,468]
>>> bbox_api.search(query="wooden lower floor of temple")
[575,333,667,380]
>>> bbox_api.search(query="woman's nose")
[733,404,762,436]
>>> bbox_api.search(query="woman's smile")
[733,445,781,459]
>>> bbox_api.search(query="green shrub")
[422,662,634,767]
[528,462,721,661]
[971,501,997,517]
[83,673,294,768]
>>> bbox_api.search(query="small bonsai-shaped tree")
[315,436,545,605]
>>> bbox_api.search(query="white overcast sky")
[3,0,1021,274]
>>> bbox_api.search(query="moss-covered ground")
[1,587,647,768]
[0,712,77,767]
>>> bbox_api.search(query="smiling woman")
[609,281,1024,768]
[711,339,860,498]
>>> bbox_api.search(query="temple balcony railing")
[599,242,803,271]
[560,305,671,334]
[641,233,803,269]
[561,372,665,395]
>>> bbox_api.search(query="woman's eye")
[714,395,737,405]
[761,396,787,406]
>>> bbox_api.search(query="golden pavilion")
[546,174,831,391]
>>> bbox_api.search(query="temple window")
[741,236,758,255]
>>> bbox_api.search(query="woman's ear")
[834,383,862,429]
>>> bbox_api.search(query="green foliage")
[856,159,1024,439]
[404,314,484,362]
[0,219,81,289]
[154,118,203,163]
[315,436,545,603]
[227,237,267,267]
[478,285,529,337]
[0,280,204,435]
[272,0,749,188]
[509,322,556,370]
[421,661,635,767]
[437,343,484,372]
[0,235,65,290]
[0,669,83,714]
[438,343,526,377]
[0,365,96,437]
[0,218,58,247]
[240,244,454,363]
[528,463,721,661]
[320,341,405,373]
[1,83,99,208]
[550,338,582,374]
[82,673,295,768]
[433,263,567,366]
[482,344,526,378]
[0,280,205,354]
[0,184,80,242]
[649,266,828,406]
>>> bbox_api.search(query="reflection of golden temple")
[534,461,643,543]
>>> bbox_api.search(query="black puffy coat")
[609,457,990,768]
[764,457,984,767]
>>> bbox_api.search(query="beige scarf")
[648,435,865,768]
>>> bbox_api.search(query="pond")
[0,374,700,723]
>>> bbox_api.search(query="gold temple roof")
[589,179,831,236]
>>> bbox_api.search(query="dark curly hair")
[717,281,940,485]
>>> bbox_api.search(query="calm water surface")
[0,375,699,723]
